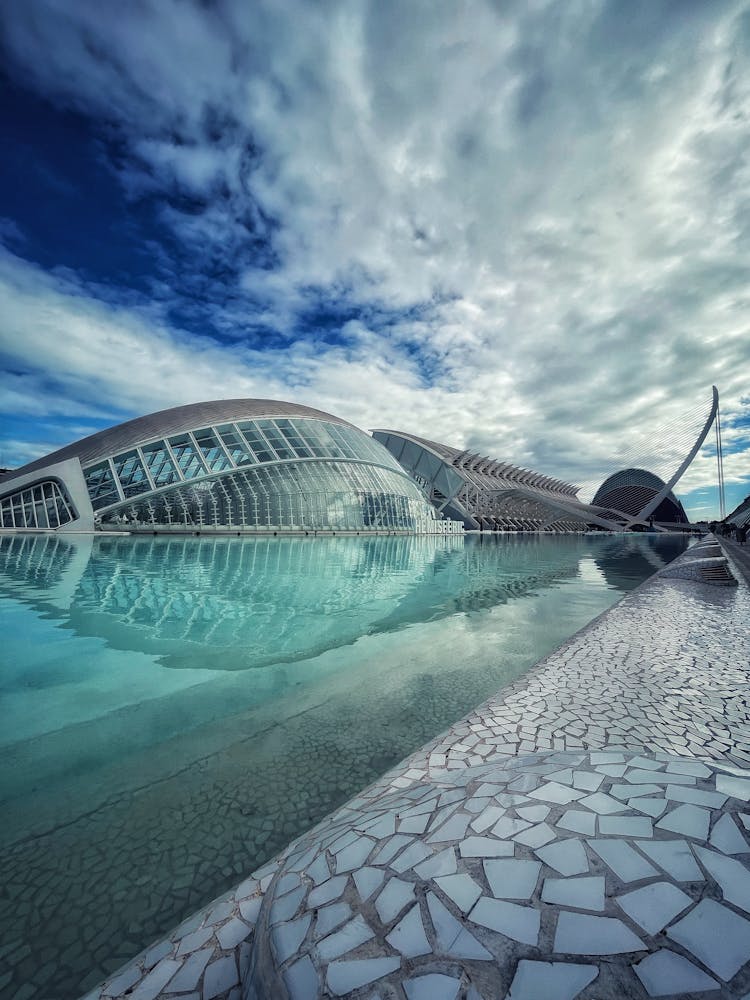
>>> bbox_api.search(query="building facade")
[372,429,588,531]
[0,400,458,534]
[591,469,688,526]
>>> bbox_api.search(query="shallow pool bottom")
[0,531,689,998]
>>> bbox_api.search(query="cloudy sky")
[1,0,749,518]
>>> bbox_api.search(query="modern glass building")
[372,429,588,530]
[372,430,696,532]
[0,400,458,534]
[591,469,688,525]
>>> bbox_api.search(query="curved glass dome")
[592,468,688,523]
[1,400,452,533]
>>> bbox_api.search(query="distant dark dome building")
[0,399,455,533]
[592,468,688,524]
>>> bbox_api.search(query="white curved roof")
[13,399,356,476]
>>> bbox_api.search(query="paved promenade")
[83,538,750,1000]
[719,536,750,586]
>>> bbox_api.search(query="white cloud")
[1,0,750,517]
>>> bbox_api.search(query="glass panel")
[326,424,359,459]
[193,428,232,472]
[168,434,207,479]
[112,451,151,499]
[217,424,255,466]
[298,420,345,458]
[84,461,121,510]
[0,481,75,526]
[236,421,277,463]
[140,441,179,487]
[253,420,296,459]
[45,488,60,527]
[272,419,313,458]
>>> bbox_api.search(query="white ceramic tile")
[326,957,401,996]
[547,768,574,785]
[446,927,493,960]
[529,782,585,805]
[666,760,712,779]
[709,813,749,855]
[536,838,589,876]
[374,879,415,924]
[633,949,718,996]
[627,770,696,786]
[283,955,319,1000]
[656,804,710,841]
[506,960,598,1000]
[594,764,628,777]
[385,904,431,958]
[627,797,667,819]
[272,914,312,965]
[634,839,703,882]
[627,756,663,771]
[554,912,644,955]
[427,813,471,843]
[398,814,430,835]
[353,867,384,902]
[572,771,605,793]
[693,846,750,913]
[610,783,662,800]
[470,805,506,833]
[359,812,397,838]
[667,898,750,980]
[491,816,532,839]
[541,876,605,911]
[424,889,491,960]
[664,785,728,809]
[276,873,302,896]
[716,773,750,801]
[464,796,491,814]
[578,792,628,815]
[615,882,691,935]
[414,847,457,879]
[469,897,540,945]
[372,835,412,866]
[306,853,331,886]
[556,811,596,836]
[270,886,306,925]
[599,815,653,838]
[391,841,433,873]
[426,890,463,952]
[516,804,550,823]
[308,875,348,908]
[587,840,657,882]
[513,822,556,849]
[403,973,461,1000]
[459,836,515,858]
[316,915,374,962]
[483,859,541,900]
[315,901,353,938]
[435,873,483,913]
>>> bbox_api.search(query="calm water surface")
[0,531,688,998]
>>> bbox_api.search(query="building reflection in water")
[0,531,687,672]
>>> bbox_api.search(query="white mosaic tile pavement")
[80,541,750,1000]
[242,749,750,999]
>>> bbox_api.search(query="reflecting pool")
[0,531,689,998]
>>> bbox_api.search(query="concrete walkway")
[719,535,750,586]
[82,539,750,1000]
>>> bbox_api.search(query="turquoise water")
[0,531,688,998]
